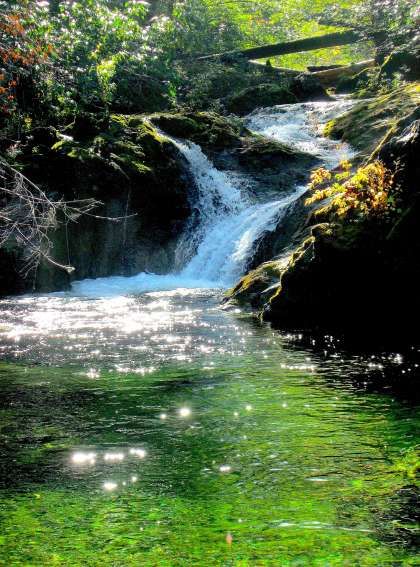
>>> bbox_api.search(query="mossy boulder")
[324,83,420,156]
[14,115,195,292]
[225,84,297,116]
[150,112,246,149]
[235,135,317,171]
[289,73,330,102]
[229,98,420,341]
[335,68,375,94]
[225,260,283,308]
[152,111,319,195]
[380,50,420,82]
[261,112,420,339]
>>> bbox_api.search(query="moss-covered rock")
[261,112,420,338]
[235,135,317,171]
[335,68,376,94]
[225,260,284,308]
[151,111,319,195]
[228,91,420,341]
[289,73,330,102]
[225,84,297,116]
[12,115,195,292]
[324,83,420,156]
[380,50,420,82]
[224,74,329,116]
[150,112,246,149]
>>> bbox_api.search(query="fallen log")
[198,31,362,62]
[307,64,345,72]
[310,59,375,87]
[247,60,300,77]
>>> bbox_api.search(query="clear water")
[0,290,418,565]
[0,102,418,565]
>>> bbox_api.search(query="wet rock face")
[9,116,196,293]
[262,110,420,338]
[289,74,331,103]
[324,84,420,156]
[225,84,298,116]
[380,50,420,82]
[223,75,329,116]
[379,117,420,193]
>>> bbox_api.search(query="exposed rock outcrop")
[0,116,195,294]
[151,111,319,196]
[228,83,420,341]
[324,83,420,156]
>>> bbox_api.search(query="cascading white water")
[246,99,356,168]
[72,100,354,297]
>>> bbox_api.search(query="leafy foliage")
[306,160,395,221]
[0,1,52,117]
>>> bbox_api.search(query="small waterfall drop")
[72,100,354,297]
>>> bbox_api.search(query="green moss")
[225,83,297,116]
[225,259,284,308]
[324,83,420,155]
[150,111,246,149]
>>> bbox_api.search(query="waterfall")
[71,101,354,297]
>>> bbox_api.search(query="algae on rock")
[324,83,420,156]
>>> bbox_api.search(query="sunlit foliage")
[306,160,395,221]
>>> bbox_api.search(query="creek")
[0,100,418,565]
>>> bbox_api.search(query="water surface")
[0,289,418,565]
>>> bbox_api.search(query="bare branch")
[0,158,100,277]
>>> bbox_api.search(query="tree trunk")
[198,31,362,62]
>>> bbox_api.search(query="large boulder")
[289,73,330,102]
[152,111,319,195]
[324,83,420,156]
[8,116,195,293]
[380,50,420,82]
[225,84,297,115]
[262,113,420,338]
